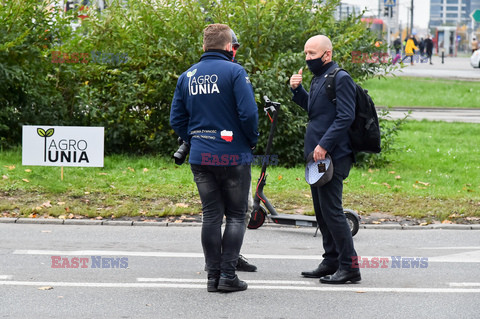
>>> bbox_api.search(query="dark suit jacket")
[291,62,356,161]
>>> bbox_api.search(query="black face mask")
[306,51,327,76]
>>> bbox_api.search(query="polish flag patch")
[220,130,233,142]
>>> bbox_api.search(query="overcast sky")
[344,0,431,29]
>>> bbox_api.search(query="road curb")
[1,218,479,230]
[15,218,64,225]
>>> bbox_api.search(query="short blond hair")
[203,24,231,50]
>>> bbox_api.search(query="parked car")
[471,49,480,68]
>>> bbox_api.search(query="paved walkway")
[380,107,480,123]
[391,56,480,80]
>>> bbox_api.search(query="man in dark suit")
[289,35,361,284]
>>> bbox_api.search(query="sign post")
[22,126,105,180]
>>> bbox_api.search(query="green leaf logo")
[37,128,46,137]
[187,68,197,78]
[45,128,54,137]
[37,128,54,162]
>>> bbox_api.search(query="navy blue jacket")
[170,52,259,166]
[292,62,356,161]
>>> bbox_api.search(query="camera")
[173,137,190,165]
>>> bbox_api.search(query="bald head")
[304,35,333,62]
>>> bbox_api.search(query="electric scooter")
[247,96,361,237]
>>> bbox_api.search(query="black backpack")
[325,68,381,154]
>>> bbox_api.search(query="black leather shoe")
[301,264,337,278]
[320,269,361,284]
[217,275,248,292]
[207,277,219,292]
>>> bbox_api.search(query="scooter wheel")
[345,211,360,237]
[248,206,266,229]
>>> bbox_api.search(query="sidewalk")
[1,216,479,230]
[379,107,480,123]
[391,56,480,80]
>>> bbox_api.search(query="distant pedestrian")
[472,36,479,54]
[392,36,402,65]
[419,37,425,56]
[401,35,419,65]
[424,35,434,65]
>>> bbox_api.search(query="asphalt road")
[1,223,479,319]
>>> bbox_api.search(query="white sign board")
[22,126,104,167]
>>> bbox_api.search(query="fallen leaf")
[95,216,103,220]
[441,220,453,224]
[382,183,391,189]
[84,191,90,195]
[175,203,189,208]
[57,202,65,206]
[412,184,426,189]
[278,175,283,180]
[368,169,373,173]
[372,221,381,224]
[4,165,15,170]
[22,179,30,183]
[174,219,183,223]
[416,181,430,186]
[38,286,53,290]
[395,175,401,180]
[41,201,52,208]
[58,215,66,219]
[98,172,108,176]
[2,175,8,180]
[127,167,135,172]
[65,207,70,213]
[143,168,149,173]
[68,213,74,219]
[25,169,32,173]
[419,222,428,226]
[29,213,38,218]
[388,171,395,174]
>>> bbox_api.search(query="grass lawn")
[1,121,479,223]
[362,76,480,108]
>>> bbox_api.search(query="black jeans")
[310,155,357,271]
[190,164,251,278]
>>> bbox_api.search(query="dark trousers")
[310,155,357,271]
[190,164,251,278]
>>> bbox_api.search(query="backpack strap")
[325,67,346,104]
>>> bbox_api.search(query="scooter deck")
[269,213,318,227]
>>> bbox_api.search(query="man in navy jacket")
[290,35,361,284]
[170,24,258,292]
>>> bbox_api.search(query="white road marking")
[137,278,313,285]
[428,250,480,263]
[0,280,479,293]
[13,250,480,263]
[449,282,480,287]
[420,247,480,250]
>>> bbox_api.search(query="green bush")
[1,0,397,166]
